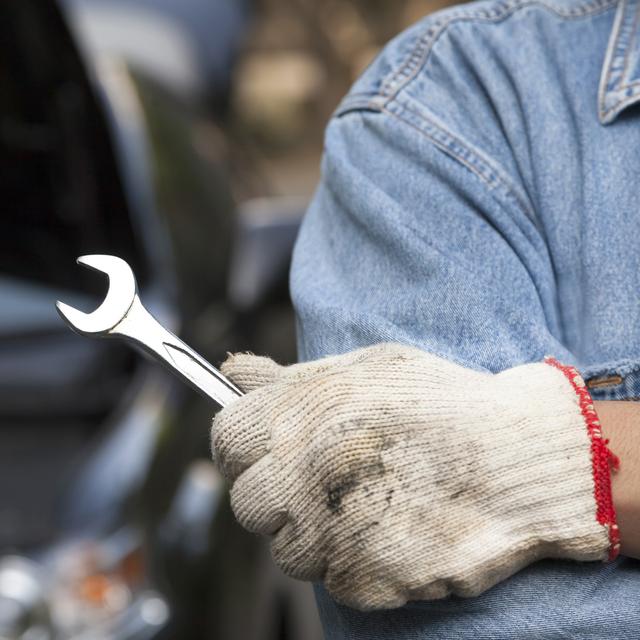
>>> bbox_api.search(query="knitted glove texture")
[211,343,611,610]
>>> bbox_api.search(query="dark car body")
[0,1,320,638]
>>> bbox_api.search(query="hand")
[211,343,614,610]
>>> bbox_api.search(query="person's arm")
[212,345,622,611]
[212,106,639,610]
[288,107,634,588]
[211,106,638,610]
[597,401,640,558]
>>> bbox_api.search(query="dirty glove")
[211,343,619,610]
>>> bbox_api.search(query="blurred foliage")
[228,0,457,200]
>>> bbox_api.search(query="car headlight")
[0,556,51,640]
[0,530,169,640]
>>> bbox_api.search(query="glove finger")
[271,518,326,582]
[230,453,288,535]
[221,353,284,392]
[211,384,274,481]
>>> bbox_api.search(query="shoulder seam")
[327,104,558,331]
[377,100,559,328]
[380,98,539,232]
[336,98,540,235]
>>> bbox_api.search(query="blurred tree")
[229,0,459,200]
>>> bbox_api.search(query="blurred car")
[61,0,252,106]
[0,1,321,638]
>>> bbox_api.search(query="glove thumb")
[221,352,284,392]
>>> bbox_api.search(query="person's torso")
[315,1,640,636]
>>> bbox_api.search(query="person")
[211,0,640,637]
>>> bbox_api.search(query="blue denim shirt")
[290,0,640,636]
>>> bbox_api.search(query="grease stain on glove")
[211,343,612,611]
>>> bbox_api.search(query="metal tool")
[56,255,242,408]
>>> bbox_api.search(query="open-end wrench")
[56,255,242,408]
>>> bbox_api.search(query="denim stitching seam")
[377,102,556,324]
[382,100,536,225]
[599,0,640,121]
[380,0,618,104]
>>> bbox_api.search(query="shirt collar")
[599,0,640,124]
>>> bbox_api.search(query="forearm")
[595,401,640,558]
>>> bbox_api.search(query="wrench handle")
[112,297,243,408]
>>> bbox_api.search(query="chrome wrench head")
[56,255,137,336]
[56,254,242,407]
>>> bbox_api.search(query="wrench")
[56,255,243,408]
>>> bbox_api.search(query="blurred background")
[0,0,451,638]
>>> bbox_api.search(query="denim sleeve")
[290,107,640,640]
[291,108,571,373]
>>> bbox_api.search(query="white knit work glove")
[211,343,619,611]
